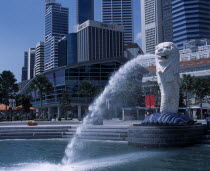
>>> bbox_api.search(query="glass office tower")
[172,0,210,49]
[45,0,69,71]
[77,0,94,25]
[21,52,28,81]
[58,33,77,67]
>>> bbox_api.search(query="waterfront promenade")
[0,120,208,143]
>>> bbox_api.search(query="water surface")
[0,140,209,171]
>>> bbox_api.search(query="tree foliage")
[0,70,19,105]
[59,90,71,117]
[192,77,210,118]
[16,94,32,113]
[77,81,96,97]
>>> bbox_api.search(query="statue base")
[141,113,195,125]
[128,113,204,148]
[128,124,205,148]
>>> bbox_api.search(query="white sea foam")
[0,151,161,171]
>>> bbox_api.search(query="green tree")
[193,77,210,119]
[77,81,96,102]
[30,75,53,118]
[16,94,32,119]
[117,80,144,107]
[181,74,195,115]
[0,71,19,105]
[59,90,71,119]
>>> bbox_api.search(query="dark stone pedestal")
[128,124,205,148]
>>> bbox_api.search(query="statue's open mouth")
[161,56,167,59]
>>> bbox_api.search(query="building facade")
[180,39,210,61]
[34,42,45,76]
[20,57,127,119]
[27,48,36,80]
[44,0,69,71]
[102,0,133,46]
[77,0,94,25]
[58,33,77,67]
[76,20,124,62]
[21,52,28,81]
[172,0,210,49]
[141,0,173,54]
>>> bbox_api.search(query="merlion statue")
[142,42,194,125]
[155,42,180,114]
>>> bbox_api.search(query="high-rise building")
[34,42,45,76]
[77,0,94,25]
[58,33,77,67]
[76,20,124,62]
[21,52,28,81]
[141,0,173,54]
[45,0,69,71]
[102,0,133,46]
[27,48,36,80]
[172,0,210,49]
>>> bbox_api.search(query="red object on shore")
[145,94,156,107]
[27,122,38,126]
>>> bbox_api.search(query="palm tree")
[59,90,71,119]
[16,94,32,120]
[181,74,194,115]
[30,75,53,118]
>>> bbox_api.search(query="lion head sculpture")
[155,42,180,83]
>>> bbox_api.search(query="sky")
[0,0,141,82]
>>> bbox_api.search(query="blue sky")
[0,0,141,82]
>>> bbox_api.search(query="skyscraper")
[172,0,210,49]
[102,0,133,46]
[34,42,45,76]
[76,20,124,62]
[141,0,173,54]
[58,33,77,67]
[77,0,94,25]
[27,48,36,80]
[21,51,28,81]
[45,0,69,71]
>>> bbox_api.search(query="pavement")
[0,119,206,127]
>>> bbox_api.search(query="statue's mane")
[156,42,180,83]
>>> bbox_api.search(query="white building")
[102,0,133,46]
[180,39,210,61]
[76,20,124,62]
[27,48,36,80]
[44,1,69,71]
[34,42,45,76]
[141,0,173,54]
